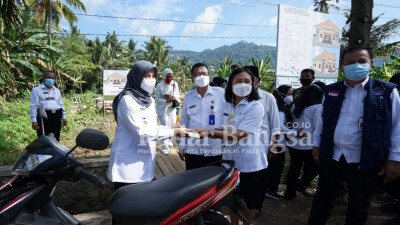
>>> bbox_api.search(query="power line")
[51,32,277,39]
[189,0,260,8]
[250,0,279,6]
[341,0,400,9]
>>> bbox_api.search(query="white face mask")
[140,79,156,94]
[194,75,210,87]
[232,83,252,97]
[283,95,293,105]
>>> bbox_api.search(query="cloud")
[81,0,107,14]
[182,5,223,36]
[95,0,183,36]
[268,16,278,26]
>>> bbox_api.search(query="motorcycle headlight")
[12,152,53,175]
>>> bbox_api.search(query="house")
[313,50,338,73]
[314,20,341,45]
[106,73,126,84]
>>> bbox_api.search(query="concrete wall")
[0,157,114,215]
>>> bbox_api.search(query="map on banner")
[276,4,344,88]
[103,70,129,102]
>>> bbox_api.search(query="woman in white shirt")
[108,60,189,189]
[284,81,326,200]
[195,67,267,225]
[155,68,181,155]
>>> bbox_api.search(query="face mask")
[300,78,312,87]
[165,78,173,84]
[344,63,370,81]
[232,83,252,97]
[284,95,293,105]
[141,79,156,94]
[194,75,209,87]
[44,79,54,87]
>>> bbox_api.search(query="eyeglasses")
[193,72,209,77]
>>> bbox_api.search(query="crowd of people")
[30,45,400,225]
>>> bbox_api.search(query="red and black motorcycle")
[0,127,247,224]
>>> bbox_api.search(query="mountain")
[170,40,277,68]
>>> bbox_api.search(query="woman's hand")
[171,124,184,129]
[173,127,190,137]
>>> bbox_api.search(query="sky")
[61,0,400,52]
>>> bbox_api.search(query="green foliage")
[239,55,275,92]
[0,94,37,165]
[370,55,400,80]
[0,91,115,165]
[215,56,233,78]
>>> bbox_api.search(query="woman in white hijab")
[155,68,181,154]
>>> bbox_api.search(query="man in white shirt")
[30,71,67,141]
[178,63,225,170]
[308,46,400,225]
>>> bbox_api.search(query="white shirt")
[108,95,174,183]
[155,80,181,116]
[277,111,297,146]
[30,84,66,122]
[313,77,400,163]
[179,86,225,156]
[258,89,281,150]
[220,99,268,173]
[287,104,321,150]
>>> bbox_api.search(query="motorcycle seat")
[107,166,224,217]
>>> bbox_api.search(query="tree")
[313,0,339,13]
[26,0,86,37]
[215,56,233,78]
[239,55,275,92]
[141,36,171,72]
[170,56,191,94]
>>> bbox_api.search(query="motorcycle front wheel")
[200,211,230,225]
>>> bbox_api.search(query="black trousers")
[265,148,286,192]
[308,156,379,225]
[285,147,319,198]
[36,109,62,141]
[185,154,222,170]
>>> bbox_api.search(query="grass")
[0,91,116,166]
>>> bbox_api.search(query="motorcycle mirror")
[38,104,48,119]
[76,128,109,150]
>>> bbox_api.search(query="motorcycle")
[0,107,247,225]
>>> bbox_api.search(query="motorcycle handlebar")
[75,167,107,188]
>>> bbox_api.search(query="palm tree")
[215,56,233,78]
[239,55,275,92]
[141,36,171,71]
[26,0,86,38]
[313,0,339,13]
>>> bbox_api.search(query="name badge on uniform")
[45,97,55,101]
[44,92,49,94]
[358,117,363,131]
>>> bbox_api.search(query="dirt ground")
[251,185,398,225]
[73,146,398,225]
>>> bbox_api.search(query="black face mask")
[300,78,312,87]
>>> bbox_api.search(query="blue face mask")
[44,79,54,87]
[343,63,370,81]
